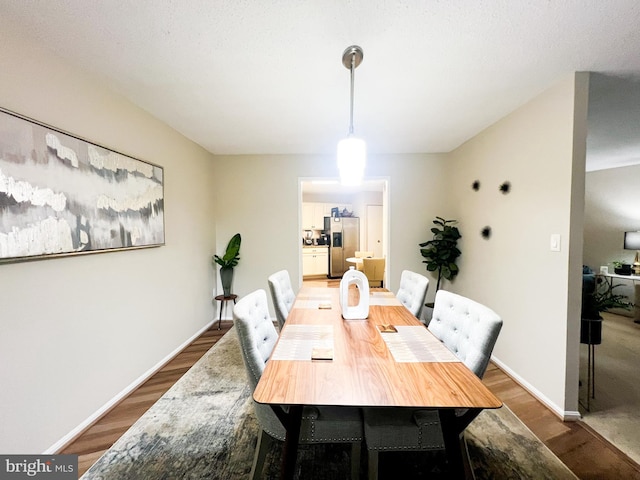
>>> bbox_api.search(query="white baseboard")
[491,355,581,421]
[45,319,217,454]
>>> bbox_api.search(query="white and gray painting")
[0,110,164,260]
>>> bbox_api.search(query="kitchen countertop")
[302,244,328,248]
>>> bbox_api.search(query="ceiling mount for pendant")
[342,45,363,69]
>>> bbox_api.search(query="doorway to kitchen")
[299,177,389,284]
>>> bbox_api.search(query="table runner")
[380,325,459,363]
[369,290,403,306]
[293,289,403,309]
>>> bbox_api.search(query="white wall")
[212,153,449,306]
[584,164,640,269]
[352,190,384,253]
[0,27,216,452]
[448,73,589,417]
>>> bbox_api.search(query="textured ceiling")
[1,1,640,170]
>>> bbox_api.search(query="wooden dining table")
[253,286,502,479]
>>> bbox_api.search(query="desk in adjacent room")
[597,273,640,322]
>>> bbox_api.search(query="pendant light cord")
[349,53,355,135]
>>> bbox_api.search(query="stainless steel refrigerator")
[324,216,360,278]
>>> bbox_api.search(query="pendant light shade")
[338,45,366,186]
[337,136,366,186]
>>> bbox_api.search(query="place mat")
[293,289,334,309]
[298,287,335,296]
[369,291,403,306]
[380,325,459,363]
[270,324,333,361]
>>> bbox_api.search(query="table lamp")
[623,231,640,275]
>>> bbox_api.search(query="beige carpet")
[580,312,640,464]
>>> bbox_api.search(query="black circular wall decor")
[499,181,511,194]
[472,180,481,191]
[481,226,492,239]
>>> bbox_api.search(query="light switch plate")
[550,234,561,252]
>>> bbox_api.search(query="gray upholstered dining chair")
[396,270,429,319]
[233,289,364,480]
[363,289,503,480]
[267,269,296,330]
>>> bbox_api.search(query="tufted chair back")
[428,290,502,379]
[234,289,280,391]
[396,270,429,318]
[268,270,296,330]
[233,289,286,443]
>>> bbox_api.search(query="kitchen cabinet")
[302,203,328,230]
[302,247,328,276]
[302,202,353,229]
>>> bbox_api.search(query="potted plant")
[419,217,461,292]
[213,233,241,297]
[581,276,632,344]
[612,260,632,275]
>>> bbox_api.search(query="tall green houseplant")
[213,233,241,297]
[419,217,461,291]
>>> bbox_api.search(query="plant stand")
[215,294,238,329]
[579,318,602,412]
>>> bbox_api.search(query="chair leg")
[250,429,272,480]
[368,449,379,480]
[350,442,362,480]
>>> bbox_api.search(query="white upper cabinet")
[302,203,328,230]
[302,202,355,230]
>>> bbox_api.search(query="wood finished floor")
[61,322,233,476]
[62,321,640,479]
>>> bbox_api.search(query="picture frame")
[0,108,165,263]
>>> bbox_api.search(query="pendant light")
[337,45,366,186]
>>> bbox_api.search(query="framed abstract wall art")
[0,108,164,262]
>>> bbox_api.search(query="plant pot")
[220,267,234,297]
[614,264,632,275]
[580,318,602,345]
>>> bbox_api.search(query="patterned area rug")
[82,328,577,479]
